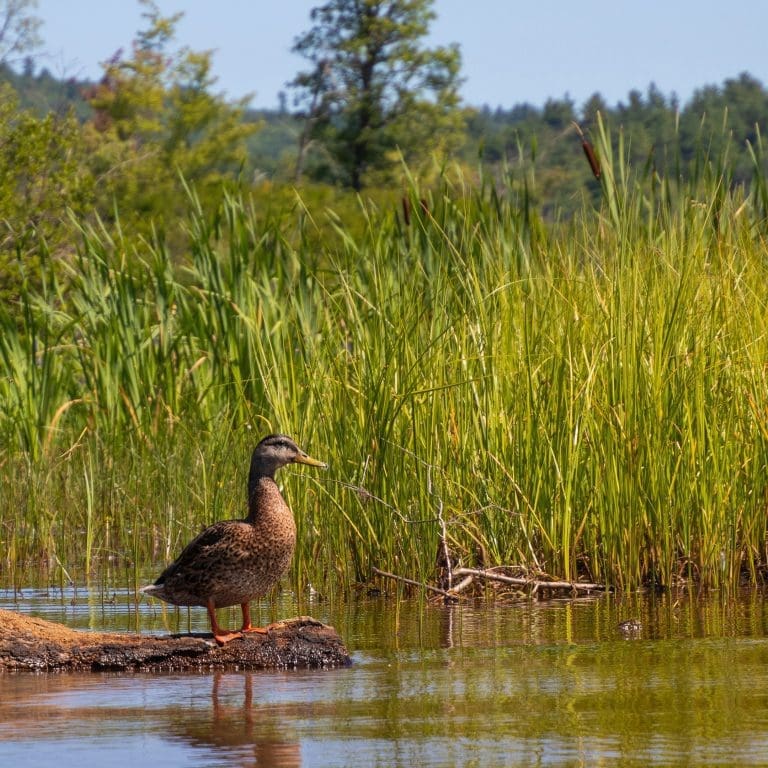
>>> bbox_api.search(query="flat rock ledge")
[0,609,351,672]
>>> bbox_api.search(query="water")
[2,584,768,766]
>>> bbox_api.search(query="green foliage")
[83,1,258,233]
[291,0,465,189]
[3,132,768,594]
[0,2,262,301]
[0,83,92,301]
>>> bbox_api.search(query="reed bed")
[2,129,768,594]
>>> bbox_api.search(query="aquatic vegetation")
[2,127,768,594]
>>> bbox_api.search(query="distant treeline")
[464,73,768,214]
[2,61,767,218]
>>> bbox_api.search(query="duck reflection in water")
[167,673,301,768]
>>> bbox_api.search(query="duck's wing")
[153,520,249,586]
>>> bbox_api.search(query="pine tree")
[290,0,464,189]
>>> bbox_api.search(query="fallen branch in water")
[372,567,461,601]
[452,567,607,595]
[450,574,475,594]
[372,565,606,601]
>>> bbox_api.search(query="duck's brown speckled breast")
[208,477,297,607]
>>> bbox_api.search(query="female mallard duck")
[141,434,326,645]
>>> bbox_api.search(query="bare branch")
[0,0,42,65]
[372,567,461,601]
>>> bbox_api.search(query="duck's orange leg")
[240,602,269,635]
[207,600,242,645]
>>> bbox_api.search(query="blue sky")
[34,0,768,111]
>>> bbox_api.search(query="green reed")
[2,126,768,593]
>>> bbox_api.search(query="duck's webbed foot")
[240,602,270,634]
[207,600,243,645]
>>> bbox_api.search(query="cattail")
[401,196,429,225]
[573,122,601,180]
[582,139,601,180]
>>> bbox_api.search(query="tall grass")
[2,126,768,593]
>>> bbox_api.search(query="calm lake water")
[2,583,768,767]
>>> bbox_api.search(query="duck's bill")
[296,453,328,468]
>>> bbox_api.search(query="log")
[0,609,351,672]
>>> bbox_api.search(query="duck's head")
[248,434,327,486]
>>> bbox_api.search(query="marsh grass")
[2,123,768,594]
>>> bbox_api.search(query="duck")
[140,434,327,645]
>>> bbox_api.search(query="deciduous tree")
[84,0,257,227]
[0,84,91,300]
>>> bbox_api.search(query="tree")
[84,1,257,227]
[0,83,92,302]
[0,0,41,65]
[290,0,464,190]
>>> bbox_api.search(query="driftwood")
[452,567,607,596]
[0,609,351,672]
[373,565,607,601]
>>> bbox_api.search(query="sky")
[33,0,768,111]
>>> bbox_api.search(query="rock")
[0,609,351,672]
